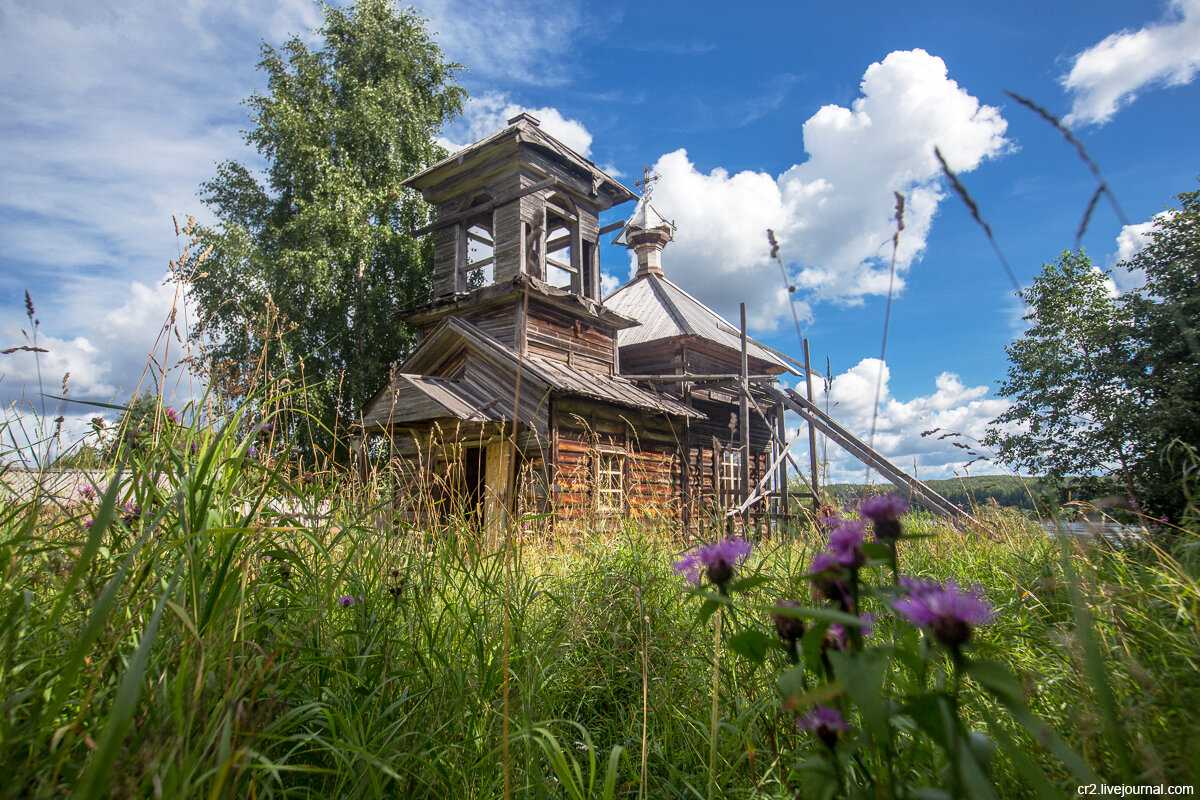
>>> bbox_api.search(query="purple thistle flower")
[827,521,867,568]
[120,502,142,525]
[860,494,908,540]
[893,578,994,647]
[771,600,806,645]
[798,705,850,750]
[826,613,876,651]
[673,538,752,589]
[164,408,180,424]
[336,595,357,607]
[807,552,850,606]
[79,485,96,500]
[257,421,274,438]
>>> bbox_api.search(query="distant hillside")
[820,474,1050,512]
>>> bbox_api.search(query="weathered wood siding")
[526,300,617,374]
[547,396,684,530]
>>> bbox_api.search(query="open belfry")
[361,114,960,534]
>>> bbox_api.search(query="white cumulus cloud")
[1062,0,1200,126]
[647,49,1008,332]
[438,91,594,157]
[794,357,1012,482]
[1109,210,1175,293]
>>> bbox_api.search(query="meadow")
[1,408,1198,799]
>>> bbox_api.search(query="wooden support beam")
[412,177,556,237]
[767,385,978,526]
[545,255,576,273]
[803,338,820,512]
[776,401,789,523]
[625,374,778,383]
[598,219,626,237]
[739,304,750,526]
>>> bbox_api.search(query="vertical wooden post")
[739,304,751,529]
[803,338,820,512]
[484,439,514,548]
[775,401,789,527]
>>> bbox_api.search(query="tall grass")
[0,401,1197,797]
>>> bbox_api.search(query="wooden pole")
[739,303,751,530]
[803,338,820,513]
[775,401,789,527]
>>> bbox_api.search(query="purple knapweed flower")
[807,552,850,606]
[827,521,867,568]
[336,595,357,607]
[120,502,142,526]
[673,538,752,589]
[825,613,877,651]
[893,577,994,647]
[771,600,806,645]
[79,485,96,501]
[860,494,908,540]
[164,408,180,424]
[798,705,850,749]
[257,422,274,438]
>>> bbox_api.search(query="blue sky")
[2,0,1199,479]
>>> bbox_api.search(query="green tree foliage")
[183,0,464,458]
[987,183,1200,522]
[1120,187,1200,519]
[985,250,1139,499]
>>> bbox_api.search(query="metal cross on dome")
[635,165,659,198]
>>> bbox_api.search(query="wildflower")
[257,422,274,438]
[827,521,867,568]
[389,566,401,577]
[673,539,752,590]
[164,408,180,424]
[798,705,849,750]
[80,485,96,501]
[893,578,994,648]
[120,502,142,525]
[90,416,107,432]
[824,613,876,652]
[336,595,357,607]
[771,600,806,646]
[808,552,849,606]
[860,494,908,541]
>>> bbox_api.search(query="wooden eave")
[404,118,634,207]
[402,274,641,331]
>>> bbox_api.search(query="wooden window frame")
[594,448,626,516]
[719,447,743,499]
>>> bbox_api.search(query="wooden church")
[361,113,810,535]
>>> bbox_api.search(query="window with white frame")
[719,448,743,497]
[595,450,625,515]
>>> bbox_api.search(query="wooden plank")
[803,338,820,512]
[412,177,556,237]
[769,386,976,525]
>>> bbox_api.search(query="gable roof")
[404,113,634,206]
[362,317,702,430]
[603,273,803,375]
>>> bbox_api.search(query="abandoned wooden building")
[360,113,817,535]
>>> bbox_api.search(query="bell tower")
[405,113,634,303]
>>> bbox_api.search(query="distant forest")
[817,475,1050,512]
